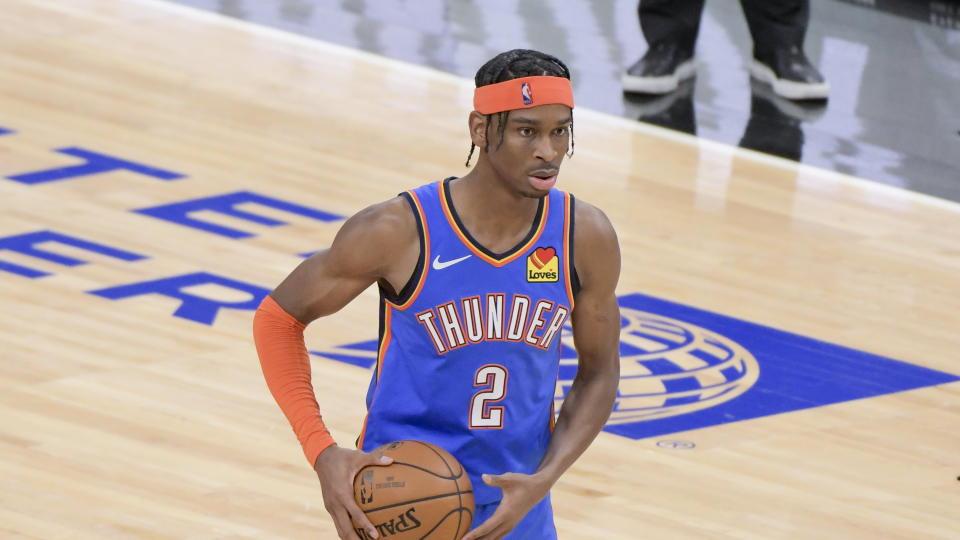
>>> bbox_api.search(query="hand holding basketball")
[351,440,474,540]
[461,472,552,540]
[314,445,394,540]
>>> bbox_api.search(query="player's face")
[487,104,572,198]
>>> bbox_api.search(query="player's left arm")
[463,200,621,540]
[535,198,621,486]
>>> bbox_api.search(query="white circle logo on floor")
[555,307,759,424]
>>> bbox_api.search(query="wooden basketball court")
[1,0,958,537]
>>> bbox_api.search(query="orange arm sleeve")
[253,296,336,467]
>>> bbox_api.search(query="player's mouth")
[528,169,558,190]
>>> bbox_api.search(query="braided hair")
[465,49,574,167]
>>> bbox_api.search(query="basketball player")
[254,49,621,539]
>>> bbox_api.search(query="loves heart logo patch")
[527,246,559,283]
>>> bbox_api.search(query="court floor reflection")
[626,78,827,162]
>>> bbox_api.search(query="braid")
[465,49,573,167]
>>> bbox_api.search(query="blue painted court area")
[314,293,960,440]
[601,294,960,439]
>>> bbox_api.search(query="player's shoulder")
[570,196,620,289]
[335,194,418,247]
[571,196,617,244]
[359,194,413,219]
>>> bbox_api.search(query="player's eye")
[553,126,568,136]
[518,127,534,137]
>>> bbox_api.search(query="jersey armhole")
[568,194,581,299]
[380,191,426,305]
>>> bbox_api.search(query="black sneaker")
[750,45,830,101]
[622,41,696,95]
[747,78,826,124]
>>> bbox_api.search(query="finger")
[462,513,501,540]
[461,520,484,540]
[470,520,513,540]
[482,473,505,487]
[331,505,364,540]
[345,497,379,540]
[488,522,513,540]
[369,451,393,466]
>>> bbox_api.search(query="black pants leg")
[639,0,706,55]
[740,0,810,62]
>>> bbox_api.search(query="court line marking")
[128,0,960,213]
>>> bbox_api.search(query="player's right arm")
[253,195,420,540]
[271,195,420,323]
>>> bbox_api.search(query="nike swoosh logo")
[432,254,472,270]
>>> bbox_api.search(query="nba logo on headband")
[473,76,573,114]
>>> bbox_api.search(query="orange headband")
[473,76,574,114]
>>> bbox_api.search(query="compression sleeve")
[253,295,336,466]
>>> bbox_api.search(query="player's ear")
[468,110,487,148]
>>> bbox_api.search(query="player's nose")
[533,133,558,161]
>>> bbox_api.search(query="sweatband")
[473,76,574,114]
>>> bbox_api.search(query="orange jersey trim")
[386,189,430,311]
[562,191,575,311]
[376,305,393,383]
[439,181,550,268]
[549,360,558,434]
[357,302,393,450]
[549,397,556,433]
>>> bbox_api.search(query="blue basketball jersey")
[359,177,577,505]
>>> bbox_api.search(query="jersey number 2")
[470,364,508,429]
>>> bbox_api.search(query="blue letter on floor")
[6,147,185,184]
[0,230,147,278]
[135,191,343,238]
[88,272,269,325]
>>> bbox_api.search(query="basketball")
[351,440,474,540]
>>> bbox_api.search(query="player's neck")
[450,167,542,252]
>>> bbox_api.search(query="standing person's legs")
[623,0,705,94]
[640,0,705,53]
[740,0,829,100]
[741,0,808,58]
